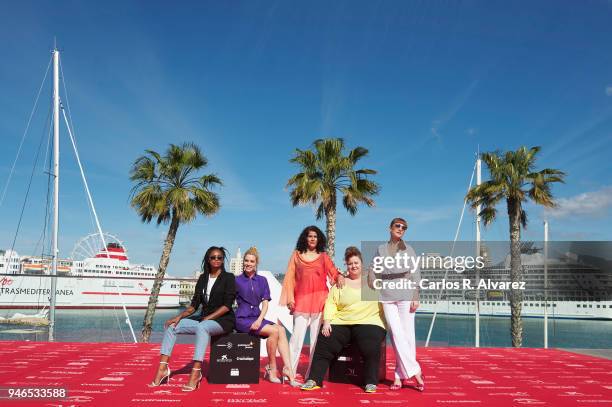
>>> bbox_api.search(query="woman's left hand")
[336,274,345,288]
[321,322,332,337]
[410,300,420,313]
[250,320,262,331]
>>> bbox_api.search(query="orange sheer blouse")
[279,251,339,314]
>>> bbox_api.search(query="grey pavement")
[562,348,612,360]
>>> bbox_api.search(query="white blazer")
[373,241,420,302]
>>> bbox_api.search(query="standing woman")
[280,226,344,377]
[235,247,299,386]
[374,218,425,391]
[148,246,236,392]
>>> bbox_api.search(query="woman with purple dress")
[235,247,299,386]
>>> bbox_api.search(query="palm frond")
[355,168,377,175]
[520,209,528,228]
[479,206,497,226]
[348,146,369,164]
[315,202,325,220]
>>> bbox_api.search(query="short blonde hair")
[244,246,259,265]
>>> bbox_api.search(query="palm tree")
[130,143,222,342]
[287,138,379,259]
[466,146,565,347]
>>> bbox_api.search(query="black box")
[207,332,260,384]
[328,341,386,385]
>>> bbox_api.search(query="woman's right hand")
[287,302,295,313]
[321,322,332,337]
[164,316,181,329]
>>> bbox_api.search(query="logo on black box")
[217,354,233,363]
[217,341,234,350]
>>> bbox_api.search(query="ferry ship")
[417,247,612,320]
[0,243,180,309]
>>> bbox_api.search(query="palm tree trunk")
[325,198,337,260]
[507,199,523,347]
[141,214,180,342]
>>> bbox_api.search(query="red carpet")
[0,341,610,406]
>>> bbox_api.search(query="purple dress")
[235,272,274,336]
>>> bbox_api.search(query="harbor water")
[1,307,610,348]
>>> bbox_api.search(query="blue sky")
[1,1,611,276]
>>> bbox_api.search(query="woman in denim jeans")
[148,246,236,392]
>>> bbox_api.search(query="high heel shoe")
[414,373,425,392]
[389,380,402,391]
[264,364,281,384]
[281,366,301,387]
[148,361,170,387]
[182,367,202,392]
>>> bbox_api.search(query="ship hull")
[418,300,612,320]
[0,274,180,309]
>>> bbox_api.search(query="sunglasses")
[209,255,224,261]
[393,223,408,231]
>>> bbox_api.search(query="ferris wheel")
[70,233,125,261]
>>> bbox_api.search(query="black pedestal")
[207,332,260,384]
[328,341,386,385]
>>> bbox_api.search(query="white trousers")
[383,301,421,379]
[289,312,322,376]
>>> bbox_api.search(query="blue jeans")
[160,318,224,361]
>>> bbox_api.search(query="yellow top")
[323,284,385,329]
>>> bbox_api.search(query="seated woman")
[235,247,299,386]
[148,246,236,392]
[301,246,386,393]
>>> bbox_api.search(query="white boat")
[417,247,612,320]
[0,242,180,309]
[418,300,612,320]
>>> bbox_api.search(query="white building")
[0,249,21,274]
[178,271,201,305]
[229,247,243,276]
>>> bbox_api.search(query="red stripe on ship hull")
[94,254,128,260]
[81,291,179,296]
[0,305,180,309]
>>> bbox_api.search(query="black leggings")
[308,324,386,386]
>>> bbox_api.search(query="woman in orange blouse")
[280,226,344,378]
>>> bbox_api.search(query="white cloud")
[430,79,480,141]
[606,86,612,96]
[546,186,612,219]
[430,120,442,141]
[540,108,612,162]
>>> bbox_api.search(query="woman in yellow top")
[301,246,386,393]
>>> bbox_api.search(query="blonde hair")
[243,246,259,265]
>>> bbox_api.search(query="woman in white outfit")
[371,217,425,391]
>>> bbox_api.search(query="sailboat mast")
[475,157,481,347]
[544,220,549,348]
[49,48,60,342]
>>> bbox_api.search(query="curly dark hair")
[200,246,228,274]
[295,225,327,253]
